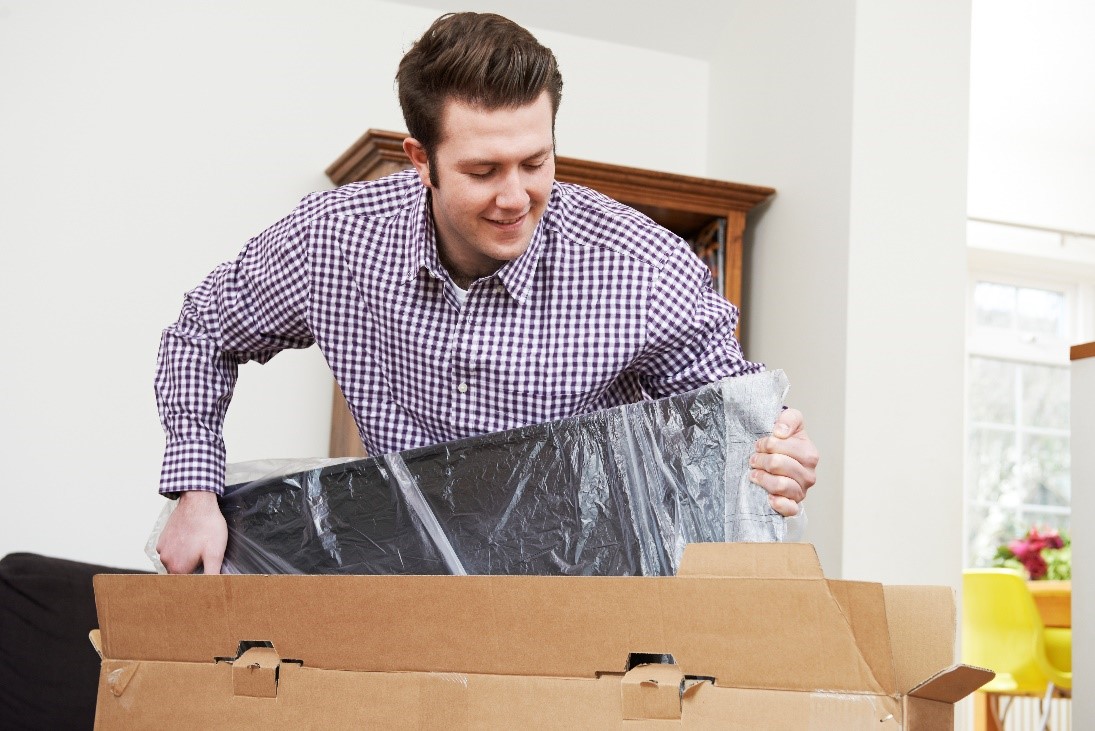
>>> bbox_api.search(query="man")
[156,12,818,575]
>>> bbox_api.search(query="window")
[965,277,1074,566]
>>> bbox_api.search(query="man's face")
[404,92,555,286]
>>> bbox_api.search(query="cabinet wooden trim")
[328,129,773,211]
[1072,341,1095,360]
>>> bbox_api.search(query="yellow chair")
[962,569,1071,730]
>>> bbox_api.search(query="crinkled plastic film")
[151,370,791,576]
[144,457,359,574]
[380,453,468,576]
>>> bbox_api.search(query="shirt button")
[457,383,469,394]
[494,285,504,294]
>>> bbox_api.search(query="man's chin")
[483,228,535,255]
[489,244,530,265]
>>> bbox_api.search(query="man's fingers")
[202,549,223,576]
[159,550,199,575]
[768,494,800,517]
[750,468,806,503]
[750,452,809,486]
[156,491,227,574]
[754,407,819,499]
[755,431,820,471]
[773,407,805,437]
[749,407,819,516]
[749,451,814,502]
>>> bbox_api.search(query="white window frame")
[967,271,1076,358]
[963,252,1095,566]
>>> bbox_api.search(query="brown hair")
[397,12,563,184]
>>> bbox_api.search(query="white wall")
[709,1,972,588]
[707,1,856,577]
[968,1,1095,234]
[842,3,971,586]
[0,0,708,569]
[1072,351,1094,728]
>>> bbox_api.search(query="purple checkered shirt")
[156,169,762,495]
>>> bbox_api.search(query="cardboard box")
[91,543,992,729]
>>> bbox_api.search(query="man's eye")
[525,161,547,170]
[468,170,493,178]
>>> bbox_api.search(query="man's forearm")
[154,321,238,496]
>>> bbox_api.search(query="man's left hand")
[750,408,819,517]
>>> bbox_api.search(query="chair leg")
[1037,683,1056,731]
[974,692,1004,731]
[996,695,1013,729]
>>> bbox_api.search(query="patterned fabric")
[156,170,762,496]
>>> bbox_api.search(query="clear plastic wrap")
[152,370,791,576]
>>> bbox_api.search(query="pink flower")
[1006,528,1063,580]
[1022,552,1048,580]
[1008,537,1037,560]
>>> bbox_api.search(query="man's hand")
[155,490,227,574]
[750,408,819,517]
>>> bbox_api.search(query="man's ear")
[403,137,432,188]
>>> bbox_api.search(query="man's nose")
[495,169,530,210]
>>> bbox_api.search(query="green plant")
[992,527,1070,580]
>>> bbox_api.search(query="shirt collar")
[491,197,554,305]
[400,184,445,284]
[399,179,561,305]
[483,183,563,304]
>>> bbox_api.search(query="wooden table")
[1029,580,1071,628]
[973,581,1071,731]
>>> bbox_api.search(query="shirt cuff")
[158,439,227,497]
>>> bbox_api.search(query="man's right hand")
[155,490,228,574]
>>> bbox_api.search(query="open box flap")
[907,664,996,704]
[882,585,959,693]
[94,544,909,695]
[677,542,824,578]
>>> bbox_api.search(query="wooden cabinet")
[324,129,775,457]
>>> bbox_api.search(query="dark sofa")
[0,553,147,730]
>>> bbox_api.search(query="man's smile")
[485,213,527,228]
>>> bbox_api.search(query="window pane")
[1021,362,1069,428]
[1018,509,1070,537]
[969,356,1015,424]
[967,427,1017,505]
[1020,434,1070,508]
[1016,286,1066,337]
[966,502,1029,567]
[965,275,1073,570]
[974,282,1015,329]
